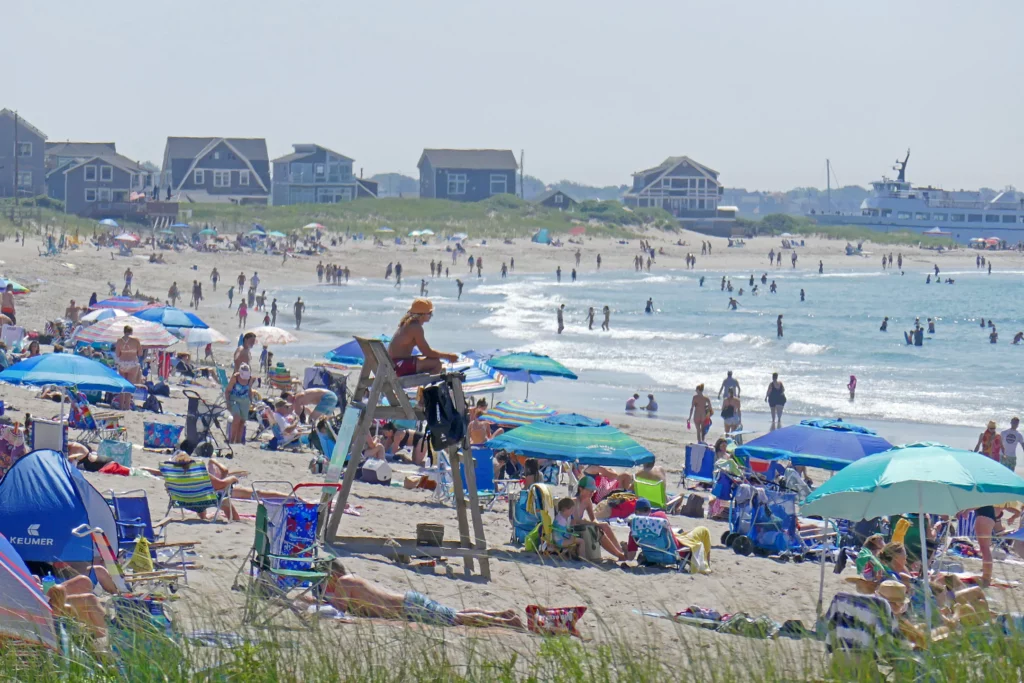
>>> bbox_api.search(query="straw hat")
[987,420,997,429]
[876,580,909,614]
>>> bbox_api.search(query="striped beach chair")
[159,460,232,522]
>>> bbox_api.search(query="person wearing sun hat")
[388,298,459,377]
[974,420,1005,464]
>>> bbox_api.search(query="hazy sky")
[5,1,1022,191]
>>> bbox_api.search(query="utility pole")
[519,149,524,199]
[13,111,19,207]
[826,159,831,213]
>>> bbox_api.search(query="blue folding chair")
[628,515,690,570]
[108,489,198,582]
[681,443,715,488]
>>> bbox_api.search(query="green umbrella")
[268,230,287,238]
[486,352,577,399]
[198,228,217,236]
[802,442,1024,628]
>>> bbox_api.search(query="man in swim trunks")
[309,560,524,629]
[284,388,339,423]
[114,325,143,384]
[388,298,458,376]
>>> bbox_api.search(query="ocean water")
[273,266,1024,430]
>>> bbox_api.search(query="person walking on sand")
[777,314,784,338]
[575,249,581,267]
[765,372,786,431]
[556,304,565,334]
[1001,417,1022,471]
[687,384,713,443]
[168,282,180,308]
[2,284,18,325]
[227,285,234,308]
[601,305,610,331]
[819,260,823,274]
[596,253,601,270]
[974,420,1005,464]
[237,301,248,328]
[587,307,595,330]
[293,297,305,330]
[721,388,741,435]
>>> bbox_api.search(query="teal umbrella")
[198,228,217,236]
[486,413,653,467]
[802,442,1024,627]
[268,231,287,238]
[485,352,577,399]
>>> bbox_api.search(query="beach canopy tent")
[0,353,135,393]
[0,531,57,649]
[735,419,893,471]
[531,229,551,244]
[480,399,556,428]
[71,315,178,348]
[134,306,209,330]
[0,449,118,564]
[487,413,654,468]
[0,278,29,294]
[89,296,154,314]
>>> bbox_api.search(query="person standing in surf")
[765,373,786,431]
[601,305,610,331]
[777,314,784,338]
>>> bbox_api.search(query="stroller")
[180,389,233,459]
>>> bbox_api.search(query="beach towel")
[824,593,900,653]
[676,526,712,573]
[144,422,184,449]
[525,605,586,638]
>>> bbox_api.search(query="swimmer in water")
[777,314,784,338]
[1014,331,1023,345]
[928,318,935,334]
[721,276,726,291]
[699,276,705,287]
[761,273,768,285]
[728,297,738,310]
[848,375,857,400]
[749,274,754,286]
[644,298,654,314]
[880,316,888,332]
[769,280,777,294]
[800,289,805,302]
[990,328,999,344]
[926,274,931,284]
[980,318,986,328]
[737,287,744,296]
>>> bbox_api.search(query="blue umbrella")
[134,306,209,330]
[486,413,654,468]
[170,223,190,228]
[0,354,135,393]
[251,223,266,233]
[98,218,119,227]
[735,419,893,471]
[324,335,391,365]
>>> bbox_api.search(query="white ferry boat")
[812,151,1024,243]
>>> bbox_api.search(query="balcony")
[277,171,354,185]
[77,200,178,220]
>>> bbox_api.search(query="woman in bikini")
[380,421,428,465]
[688,384,713,443]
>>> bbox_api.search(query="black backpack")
[422,383,466,452]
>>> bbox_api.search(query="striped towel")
[160,461,219,512]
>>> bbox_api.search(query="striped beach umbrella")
[0,278,29,294]
[480,400,557,428]
[71,315,178,348]
[81,308,128,323]
[486,413,654,468]
[89,297,154,314]
[250,326,298,346]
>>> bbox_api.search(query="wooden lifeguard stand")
[321,337,491,579]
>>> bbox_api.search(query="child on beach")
[552,498,584,557]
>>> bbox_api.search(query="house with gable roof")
[162,136,271,204]
[417,149,518,202]
[272,144,377,205]
[623,156,726,219]
[0,109,47,199]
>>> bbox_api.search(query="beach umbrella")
[420,229,435,236]
[324,335,391,365]
[158,229,175,235]
[0,353,135,393]
[89,296,154,314]
[71,315,178,348]
[452,232,468,240]
[376,227,394,233]
[98,218,119,227]
[735,419,893,471]
[0,278,29,294]
[134,306,209,330]
[458,365,507,396]
[569,226,586,236]
[198,228,217,236]
[485,351,577,399]
[486,413,654,468]
[250,326,298,346]
[480,399,557,428]
[463,350,544,386]
[268,230,287,238]
[247,229,267,237]
[177,326,230,346]
[802,442,1024,627]
[303,223,324,230]
[0,531,58,649]
[113,233,138,243]
[81,308,128,323]
[251,224,266,233]
[170,222,190,229]
[408,230,422,237]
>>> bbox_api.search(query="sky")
[5,0,1022,191]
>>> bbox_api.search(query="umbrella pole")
[816,517,828,620]
[918,506,931,642]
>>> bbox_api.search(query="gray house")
[417,149,518,202]
[534,188,578,211]
[0,109,47,199]
[162,137,271,204]
[55,153,154,219]
[623,156,725,218]
[46,141,117,172]
[272,144,377,205]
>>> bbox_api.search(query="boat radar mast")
[893,149,910,183]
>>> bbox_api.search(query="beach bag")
[525,605,587,638]
[98,439,133,467]
[142,394,163,414]
[144,422,184,449]
[681,494,706,519]
[524,524,543,552]
[422,384,465,451]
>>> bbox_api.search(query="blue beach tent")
[531,229,550,244]
[0,450,118,563]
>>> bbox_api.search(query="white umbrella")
[177,327,230,346]
[250,326,298,345]
[376,227,394,233]
[420,229,435,236]
[81,308,129,323]
[408,230,422,237]
[303,223,324,230]
[114,233,138,243]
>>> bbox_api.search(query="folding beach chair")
[71,523,184,595]
[629,516,691,570]
[634,477,668,509]
[108,489,199,583]
[29,417,68,454]
[232,483,339,627]
[66,391,126,444]
[159,459,233,522]
[680,442,715,488]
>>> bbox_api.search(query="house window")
[896,212,912,220]
[950,213,965,222]
[698,178,705,189]
[97,188,112,202]
[16,141,32,157]
[1002,215,1016,223]
[968,214,983,222]
[16,171,32,188]
[213,151,221,160]
[314,164,325,177]
[554,193,563,205]
[100,166,113,182]
[238,170,250,186]
[213,171,231,187]
[661,178,672,188]
[84,165,97,181]
[85,188,97,202]
[914,212,928,220]
[932,213,946,221]
[489,174,507,195]
[985,214,999,223]
[194,169,205,185]
[447,173,467,195]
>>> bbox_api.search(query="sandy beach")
[3,228,1024,648]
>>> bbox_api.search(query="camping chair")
[681,443,715,488]
[634,477,668,509]
[107,489,199,583]
[232,483,340,627]
[823,593,927,675]
[66,391,126,444]
[71,523,184,595]
[0,324,26,350]
[629,516,691,570]
[28,417,68,454]
[159,460,233,522]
